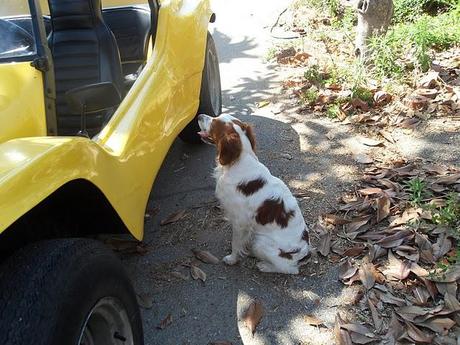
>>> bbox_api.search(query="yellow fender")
[0,0,214,240]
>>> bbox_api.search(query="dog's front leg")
[223,225,251,265]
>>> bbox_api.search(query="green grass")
[326,104,341,118]
[406,177,429,205]
[304,64,324,84]
[433,193,460,227]
[301,87,319,105]
[369,6,460,78]
[351,86,373,104]
[393,0,457,23]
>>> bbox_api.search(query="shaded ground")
[119,1,460,344]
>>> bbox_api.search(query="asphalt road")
[121,1,351,344]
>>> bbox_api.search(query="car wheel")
[0,238,143,345]
[179,32,222,144]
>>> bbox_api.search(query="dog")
[198,113,311,274]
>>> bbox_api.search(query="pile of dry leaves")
[279,54,460,129]
[270,2,460,131]
[311,160,460,344]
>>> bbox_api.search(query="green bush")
[393,0,457,23]
[369,6,460,78]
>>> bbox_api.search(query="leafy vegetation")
[369,6,460,77]
[406,177,429,205]
[392,0,457,23]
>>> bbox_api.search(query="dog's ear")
[244,124,256,151]
[231,119,256,151]
[218,130,242,166]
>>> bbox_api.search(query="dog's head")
[198,114,255,166]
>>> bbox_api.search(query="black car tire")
[0,238,143,345]
[179,32,222,144]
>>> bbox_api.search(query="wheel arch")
[0,179,130,261]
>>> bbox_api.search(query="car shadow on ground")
[120,113,360,345]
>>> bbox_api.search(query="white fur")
[198,114,311,274]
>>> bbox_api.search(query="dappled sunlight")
[275,316,334,345]
[212,29,258,64]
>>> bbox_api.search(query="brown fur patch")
[237,178,266,196]
[209,119,242,166]
[279,248,300,260]
[232,119,256,151]
[302,227,310,243]
[255,198,295,228]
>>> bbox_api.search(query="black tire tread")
[0,239,142,345]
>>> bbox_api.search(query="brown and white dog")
[198,113,310,274]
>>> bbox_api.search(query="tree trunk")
[355,0,394,58]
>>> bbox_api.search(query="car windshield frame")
[0,0,39,63]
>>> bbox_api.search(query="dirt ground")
[118,1,460,344]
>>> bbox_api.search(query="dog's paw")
[222,254,238,265]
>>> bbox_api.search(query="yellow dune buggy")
[0,0,221,343]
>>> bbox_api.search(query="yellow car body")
[0,0,213,240]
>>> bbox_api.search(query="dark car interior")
[3,0,159,136]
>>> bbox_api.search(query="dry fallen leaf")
[378,291,406,306]
[376,196,391,222]
[418,317,455,335]
[435,173,460,185]
[280,152,293,160]
[339,260,358,281]
[367,297,383,332]
[351,98,370,111]
[342,245,366,257]
[157,313,173,330]
[324,214,351,225]
[104,238,149,255]
[407,94,429,110]
[379,129,395,143]
[346,217,371,234]
[359,262,376,290]
[444,292,460,311]
[354,153,373,164]
[374,90,392,106]
[334,314,353,345]
[382,250,411,280]
[418,71,439,88]
[376,229,412,248]
[385,313,404,343]
[360,137,384,147]
[160,209,187,225]
[396,305,433,322]
[190,265,207,282]
[405,321,434,343]
[170,270,189,281]
[413,286,430,306]
[136,293,154,309]
[318,231,332,256]
[359,187,383,195]
[340,323,375,338]
[304,314,324,326]
[243,300,264,334]
[192,249,220,264]
[256,100,270,108]
[432,234,452,260]
[395,245,419,261]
